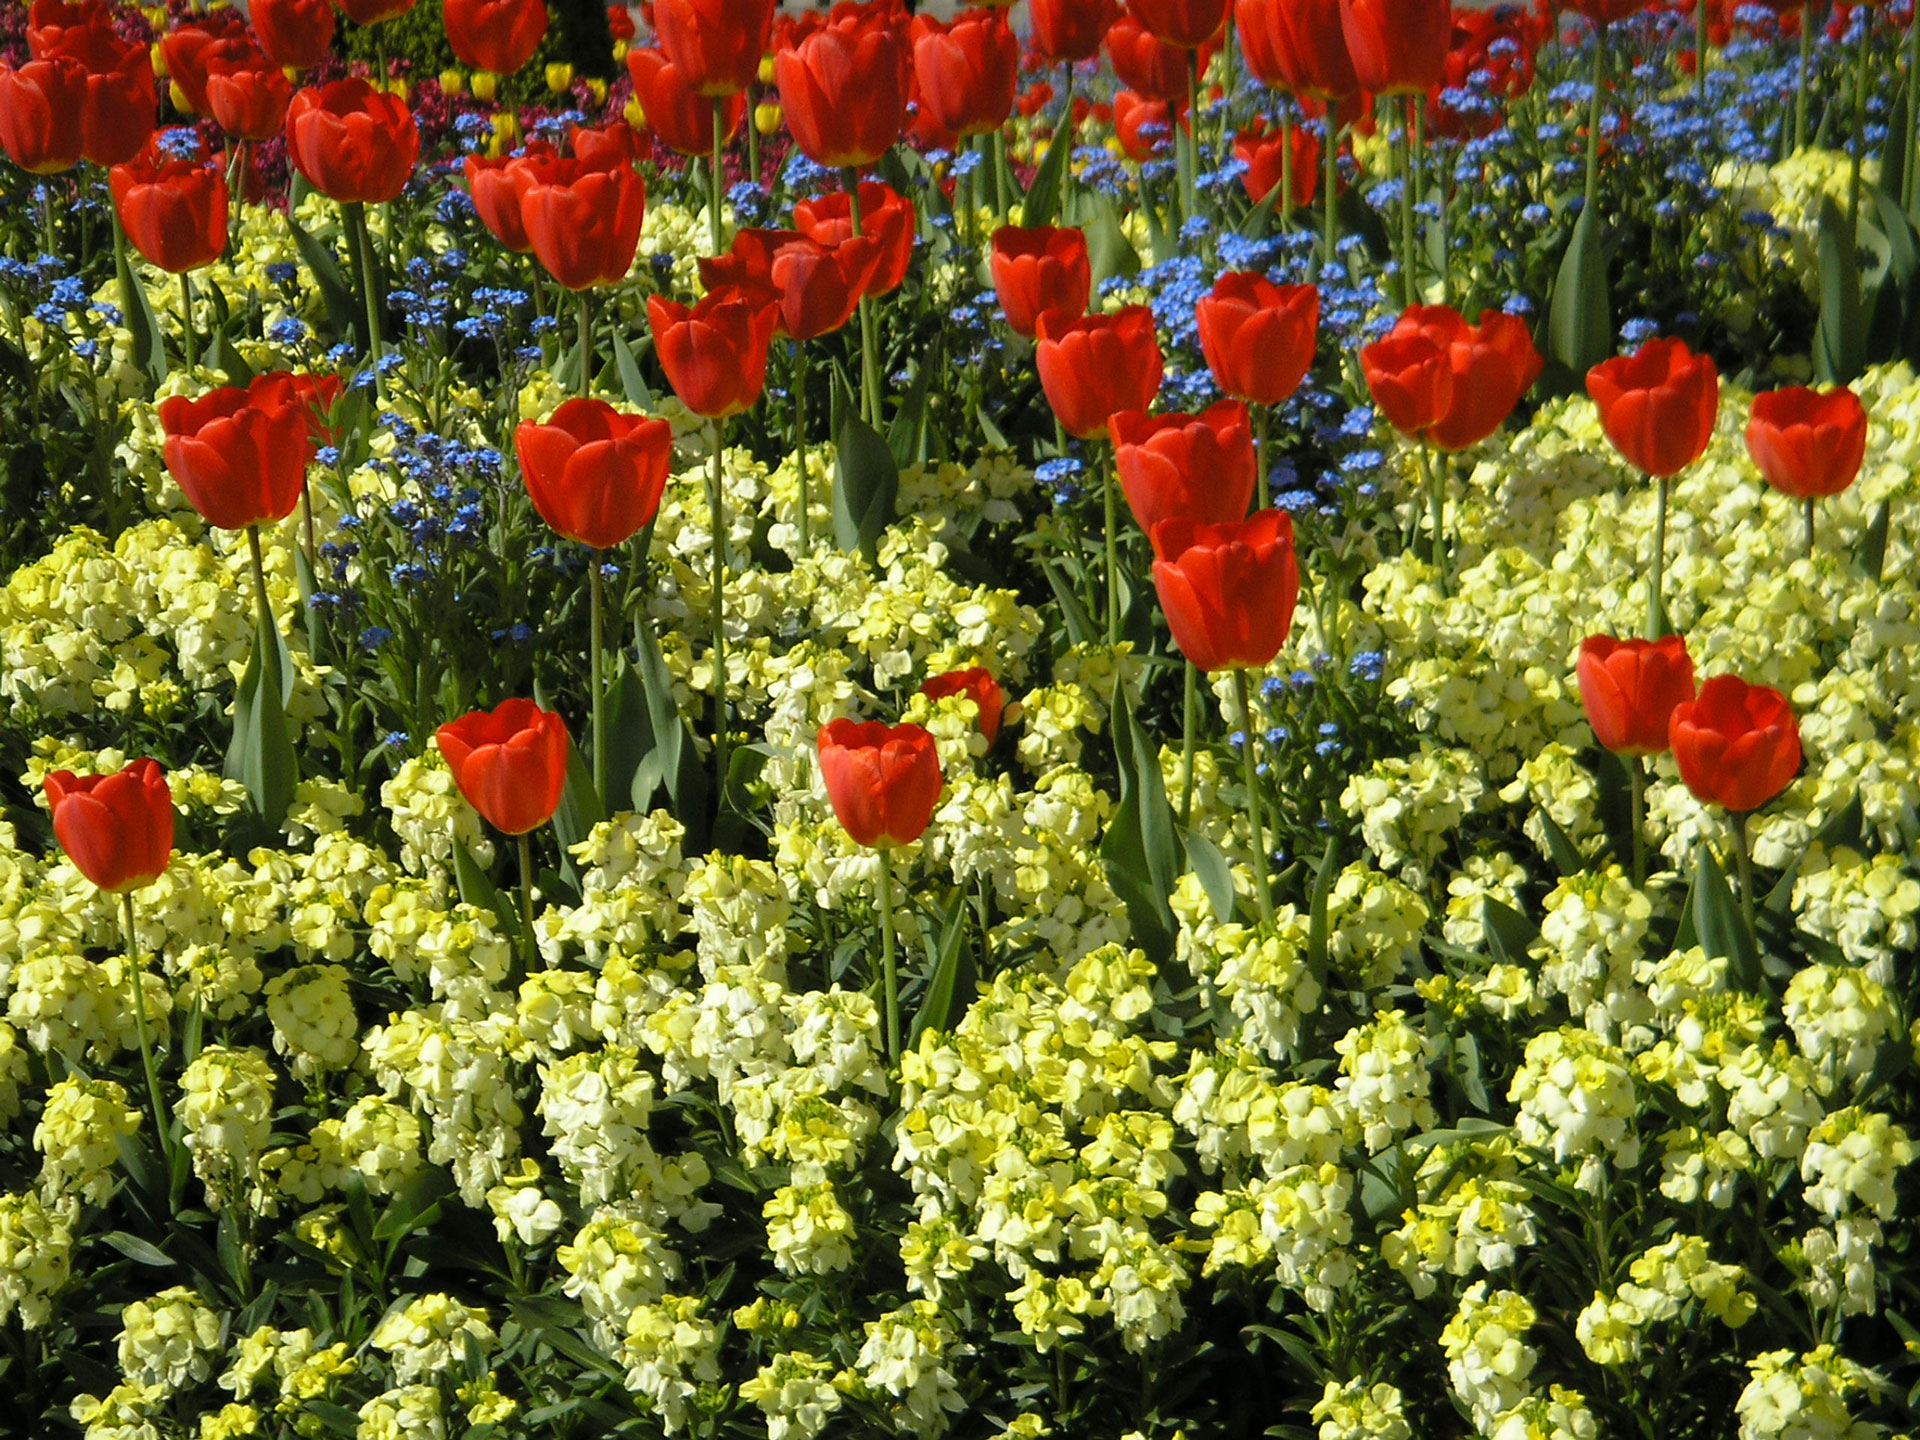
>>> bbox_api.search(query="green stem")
[1321,113,1340,274]
[796,346,811,551]
[1805,497,1816,557]
[1585,30,1607,217]
[518,832,535,959]
[1180,660,1198,830]
[1255,405,1271,511]
[1058,64,1076,219]
[1102,440,1120,643]
[1629,755,1647,888]
[747,82,761,186]
[1847,10,1870,250]
[1398,96,1418,307]
[1418,441,1447,587]
[577,287,592,398]
[589,550,606,805]
[1233,668,1276,927]
[1182,47,1200,225]
[1279,107,1294,221]
[843,168,882,429]
[709,420,730,801]
[348,202,383,399]
[1648,474,1670,639]
[180,269,197,373]
[877,851,899,1067]
[1794,12,1812,154]
[1732,810,1757,943]
[245,524,273,637]
[120,891,174,1193]
[710,97,727,258]
[1906,11,1919,212]
[1695,0,1709,99]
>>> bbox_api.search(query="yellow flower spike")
[754,102,781,137]
[471,70,499,102]
[545,61,574,95]
[439,68,466,96]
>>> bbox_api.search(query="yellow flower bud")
[585,76,607,105]
[169,79,193,113]
[613,39,629,63]
[489,111,521,157]
[545,61,574,94]
[470,70,498,102]
[439,68,466,95]
[757,54,776,85]
[384,76,409,102]
[150,41,169,77]
[624,95,647,130]
[754,102,781,137]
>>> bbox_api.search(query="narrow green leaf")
[1537,808,1586,877]
[600,654,652,816]
[452,838,521,946]
[1182,828,1236,925]
[118,256,168,388]
[1692,840,1758,990]
[101,1231,175,1268]
[1482,897,1537,963]
[1083,191,1141,286]
[1860,498,1892,583]
[632,618,709,850]
[611,329,654,407]
[1308,834,1339,982]
[833,413,899,564]
[910,892,974,1046]
[1548,205,1611,378]
[548,736,605,887]
[1813,195,1865,383]
[285,176,360,347]
[1239,175,1284,239]
[1038,559,1097,647]
[224,609,298,828]
[1021,126,1073,231]
[888,340,939,470]
[1099,695,1179,964]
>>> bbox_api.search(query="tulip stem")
[120,890,175,1194]
[518,833,536,959]
[1731,809,1757,943]
[1694,0,1709,99]
[747,83,762,186]
[1628,755,1647,888]
[590,549,606,805]
[1648,474,1671,639]
[1058,63,1076,220]
[1847,12,1870,251]
[1279,106,1294,224]
[796,346,812,552]
[179,270,197,373]
[1805,498,1817,557]
[843,168,883,429]
[1907,13,1920,212]
[1182,48,1200,226]
[1256,405,1271,511]
[347,202,384,401]
[577,288,593,398]
[1102,440,1121,644]
[710,98,727,259]
[1398,95,1419,307]
[1321,113,1340,276]
[1417,441,1447,589]
[1233,668,1276,928]
[1180,659,1198,830]
[709,420,730,805]
[1794,12,1812,154]
[1585,28,1606,216]
[876,853,899,1068]
[245,524,273,638]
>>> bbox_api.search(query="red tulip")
[1428,6,1539,139]
[1196,271,1319,408]
[654,0,777,96]
[1745,386,1868,501]
[44,759,174,895]
[1576,635,1696,757]
[39,24,156,167]
[816,718,944,848]
[444,0,548,75]
[776,0,910,169]
[111,143,229,273]
[793,182,916,296]
[907,64,962,150]
[911,8,1019,139]
[1127,0,1232,48]
[464,142,559,253]
[1567,0,1645,25]
[1151,510,1300,672]
[335,0,415,27]
[647,287,781,419]
[1106,14,1213,99]
[1233,116,1319,210]
[520,156,646,290]
[285,77,419,204]
[1360,330,1454,440]
[436,699,571,837]
[699,228,878,342]
[1031,0,1123,62]
[1586,337,1720,478]
[25,0,111,59]
[1340,0,1451,94]
[1373,304,1542,451]
[1236,0,1360,97]
[1113,400,1257,541]
[515,398,674,550]
[158,385,312,531]
[1670,675,1801,814]
[1035,306,1165,440]
[160,18,252,116]
[250,0,338,70]
[1112,88,1183,160]
[571,118,645,169]
[0,57,88,174]
[205,50,293,142]
[625,45,746,157]
[990,224,1091,339]
[919,668,1005,746]
[251,369,345,447]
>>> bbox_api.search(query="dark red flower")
[1586,336,1721,478]
[1113,399,1258,541]
[920,667,1005,746]
[990,224,1091,339]
[1745,385,1868,501]
[1035,306,1165,440]
[1576,634,1696,757]
[1195,271,1319,407]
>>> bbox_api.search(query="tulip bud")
[585,77,607,104]
[545,61,573,94]
[150,41,168,77]
[169,79,191,111]
[439,67,466,94]
[471,69,498,101]
[613,40,628,62]
[754,101,780,134]
[624,95,648,129]
[490,110,520,151]
[757,54,776,85]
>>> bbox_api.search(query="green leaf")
[1859,498,1892,583]
[1692,839,1758,991]
[1038,559,1097,648]
[1537,809,1586,877]
[452,838,522,946]
[1862,187,1919,366]
[1083,190,1141,286]
[1100,693,1179,964]
[1182,828,1236,925]
[1020,122,1073,231]
[224,607,298,829]
[631,619,709,850]
[1307,834,1338,986]
[611,328,654,407]
[1813,195,1865,384]
[910,891,974,1046]
[100,1231,176,1268]
[1481,897,1537,964]
[888,340,938,469]
[285,176,360,348]
[1548,205,1611,378]
[548,736,605,888]
[117,253,168,388]
[600,654,653,815]
[1238,175,1284,239]
[833,413,899,564]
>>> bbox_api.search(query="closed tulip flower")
[920,668,1005,746]
[1577,635,1696,757]
[990,224,1091,339]
[463,142,558,253]
[436,699,571,836]
[205,50,293,141]
[1127,0,1231,48]
[1745,386,1868,501]
[570,118,645,169]
[516,398,673,550]
[654,0,776,95]
[1233,116,1319,209]
[699,228,878,341]
[251,368,344,447]
[817,718,944,848]
[1360,329,1454,440]
[1339,0,1450,94]
[1031,0,1122,62]
[111,144,228,273]
[443,0,547,77]
[1670,675,1801,814]
[25,0,109,59]
[1196,271,1319,407]
[520,156,646,290]
[793,182,916,295]
[1378,304,1542,451]
[912,8,1019,139]
[648,286,781,419]
[1586,336,1720,477]
[776,1,910,168]
[1113,400,1257,542]
[1106,13,1210,99]
[158,385,312,530]
[250,0,337,69]
[1112,88,1181,160]
[44,759,174,895]
[625,45,745,157]
[1151,510,1300,672]
[1035,306,1164,440]
[40,25,156,167]
[0,56,89,173]
[1238,0,1360,97]
[285,77,419,204]
[160,19,252,115]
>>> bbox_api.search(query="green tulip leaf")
[833,413,899,565]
